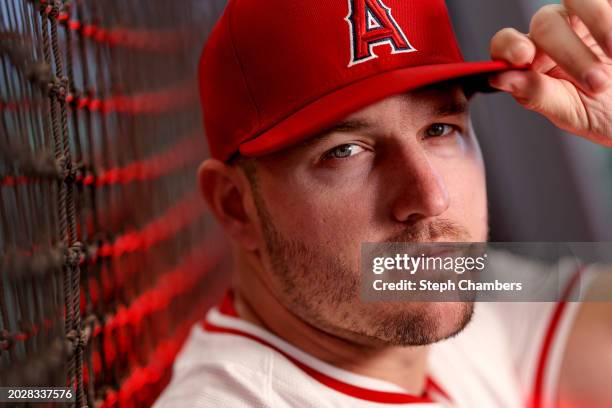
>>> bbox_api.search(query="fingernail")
[509,43,531,64]
[585,68,610,93]
[489,72,525,93]
[489,78,513,93]
[506,75,527,93]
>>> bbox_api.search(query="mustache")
[384,218,471,243]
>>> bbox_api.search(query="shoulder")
[153,324,275,408]
[152,360,269,408]
[152,323,326,408]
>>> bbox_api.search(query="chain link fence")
[1,0,229,406]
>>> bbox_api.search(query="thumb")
[488,69,579,117]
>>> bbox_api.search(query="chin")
[347,301,475,347]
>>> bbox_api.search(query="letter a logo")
[345,0,417,67]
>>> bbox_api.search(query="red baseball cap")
[199,0,513,161]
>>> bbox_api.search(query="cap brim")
[238,60,517,158]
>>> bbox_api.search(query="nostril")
[405,213,426,225]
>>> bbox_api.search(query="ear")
[198,159,259,251]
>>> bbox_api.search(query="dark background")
[448,0,612,242]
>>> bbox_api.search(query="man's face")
[245,83,489,346]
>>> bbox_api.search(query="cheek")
[258,144,488,247]
[259,171,375,249]
[438,156,488,238]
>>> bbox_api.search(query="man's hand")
[489,0,612,147]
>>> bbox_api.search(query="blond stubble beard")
[244,166,475,346]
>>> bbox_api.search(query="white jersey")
[154,255,595,408]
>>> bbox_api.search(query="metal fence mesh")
[0,0,228,406]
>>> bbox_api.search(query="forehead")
[253,81,472,164]
[301,82,471,145]
[347,82,469,121]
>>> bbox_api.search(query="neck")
[232,252,430,395]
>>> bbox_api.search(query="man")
[155,0,612,407]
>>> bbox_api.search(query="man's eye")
[323,144,365,160]
[425,124,456,138]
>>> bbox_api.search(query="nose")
[389,150,450,224]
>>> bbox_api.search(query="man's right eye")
[322,144,366,160]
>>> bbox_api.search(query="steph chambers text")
[372,279,523,292]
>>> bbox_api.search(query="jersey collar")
[201,290,451,405]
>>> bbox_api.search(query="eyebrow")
[327,119,372,133]
[433,101,469,117]
[300,119,372,148]
[301,100,469,149]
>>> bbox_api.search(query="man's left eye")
[425,124,456,138]
[323,144,366,160]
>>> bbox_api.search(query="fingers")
[490,69,612,146]
[489,70,592,136]
[564,0,612,56]
[490,27,537,65]
[529,4,611,93]
[489,70,568,112]
[490,27,559,73]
